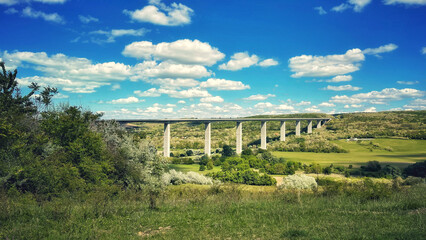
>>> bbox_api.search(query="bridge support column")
[307,120,313,134]
[236,122,242,154]
[317,120,322,129]
[163,123,170,157]
[204,122,211,156]
[261,121,267,149]
[280,121,286,141]
[295,120,301,136]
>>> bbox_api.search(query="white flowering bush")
[162,169,216,185]
[278,174,317,190]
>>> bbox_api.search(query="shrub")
[222,145,234,157]
[404,161,426,178]
[186,150,194,156]
[278,174,317,190]
[162,169,215,185]
[207,161,214,170]
[199,165,206,171]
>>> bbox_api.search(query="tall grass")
[1,184,425,239]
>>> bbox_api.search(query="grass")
[272,138,426,168]
[1,184,425,239]
[168,164,222,174]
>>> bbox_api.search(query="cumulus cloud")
[22,7,65,24]
[219,52,259,71]
[90,28,149,43]
[2,50,132,93]
[243,94,275,101]
[134,88,162,97]
[364,107,376,112]
[332,0,372,12]
[331,88,424,104]
[199,78,250,90]
[123,39,224,66]
[289,48,365,78]
[305,106,321,112]
[384,0,426,5]
[4,7,18,14]
[403,98,426,110]
[132,61,212,80]
[134,87,212,99]
[123,0,193,26]
[258,58,279,67]
[276,104,294,110]
[324,85,362,91]
[107,97,142,104]
[318,102,336,107]
[314,6,327,15]
[363,43,398,57]
[200,96,224,103]
[327,75,353,82]
[79,15,99,24]
[397,81,419,85]
[111,84,120,91]
[0,0,66,5]
[422,47,426,54]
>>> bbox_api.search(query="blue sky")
[1,0,425,119]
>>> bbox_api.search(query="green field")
[272,138,426,168]
[168,164,222,174]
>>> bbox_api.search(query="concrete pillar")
[295,120,301,136]
[307,120,313,134]
[261,121,267,149]
[163,123,170,157]
[317,120,322,129]
[204,122,211,156]
[280,121,286,141]
[236,122,242,154]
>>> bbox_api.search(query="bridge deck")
[113,118,331,124]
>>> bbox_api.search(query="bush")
[222,145,234,157]
[404,161,426,177]
[186,150,194,156]
[278,174,317,190]
[162,169,215,185]
[199,165,206,171]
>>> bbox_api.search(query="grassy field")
[168,164,222,174]
[1,184,425,239]
[272,138,426,168]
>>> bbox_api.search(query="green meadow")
[272,138,426,168]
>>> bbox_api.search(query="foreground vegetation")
[1,182,425,239]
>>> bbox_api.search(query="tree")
[222,145,234,157]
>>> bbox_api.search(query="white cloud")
[319,102,336,107]
[199,78,250,90]
[344,104,362,108]
[289,48,365,78]
[91,28,148,43]
[178,100,186,104]
[2,50,132,93]
[364,107,376,112]
[243,94,275,101]
[170,87,211,98]
[0,0,66,5]
[134,88,161,97]
[22,7,65,24]
[111,84,120,91]
[258,58,279,67]
[123,0,193,26]
[332,0,372,12]
[324,85,362,91]
[314,6,327,15]
[132,61,211,80]
[108,96,141,104]
[123,39,224,66]
[79,15,99,24]
[327,75,353,82]
[295,101,311,106]
[200,96,224,103]
[422,47,426,54]
[219,52,259,71]
[363,43,398,56]
[403,98,426,110]
[305,106,321,112]
[4,7,18,14]
[254,102,274,108]
[384,0,426,5]
[331,88,424,104]
[276,104,294,110]
[397,81,419,85]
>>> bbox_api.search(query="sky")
[1,0,425,119]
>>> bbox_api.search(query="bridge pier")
[295,120,301,136]
[163,123,170,157]
[204,122,211,156]
[261,121,267,149]
[307,120,313,134]
[280,121,286,141]
[317,120,322,129]
[236,121,242,154]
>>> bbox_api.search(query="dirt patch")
[137,226,172,238]
[274,176,283,186]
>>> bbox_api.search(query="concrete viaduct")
[116,118,330,157]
